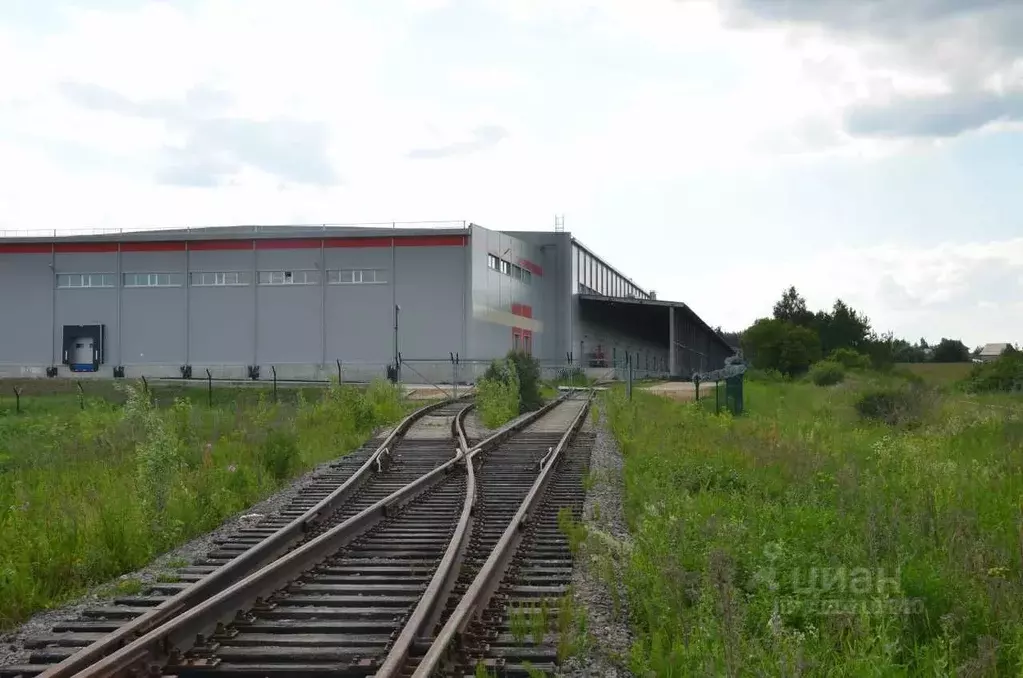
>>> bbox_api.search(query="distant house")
[978,343,1013,362]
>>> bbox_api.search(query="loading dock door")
[62,324,104,372]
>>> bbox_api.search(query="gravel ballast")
[558,404,636,678]
[0,425,395,669]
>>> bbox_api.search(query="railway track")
[0,397,468,678]
[406,402,593,678]
[2,389,597,678]
[440,428,595,676]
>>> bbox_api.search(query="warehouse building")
[0,222,733,383]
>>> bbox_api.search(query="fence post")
[76,380,85,410]
[336,358,342,384]
[206,368,213,408]
[626,354,633,401]
[694,374,701,401]
[13,387,22,414]
[271,365,278,403]
[450,352,459,399]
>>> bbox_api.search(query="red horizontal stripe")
[397,235,467,247]
[0,243,52,254]
[121,241,186,252]
[325,237,392,248]
[55,242,118,253]
[519,259,543,276]
[324,235,468,248]
[255,238,322,250]
[188,239,254,251]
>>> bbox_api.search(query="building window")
[328,268,387,284]
[57,273,115,288]
[190,271,250,286]
[123,272,183,287]
[258,270,320,285]
[522,269,532,285]
[511,264,522,280]
[487,254,499,270]
[499,259,511,275]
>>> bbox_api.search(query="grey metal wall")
[325,246,392,364]
[467,225,557,363]
[255,248,321,366]
[54,252,119,365]
[121,251,187,365]
[189,249,254,365]
[502,230,574,363]
[0,253,55,370]
[0,242,468,382]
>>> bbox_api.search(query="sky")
[1,0,1021,348]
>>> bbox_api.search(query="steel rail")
[73,393,571,677]
[36,395,463,678]
[373,403,476,677]
[410,390,593,678]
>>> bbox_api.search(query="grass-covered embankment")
[0,379,411,629]
[603,377,1023,675]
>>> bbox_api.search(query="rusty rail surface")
[35,395,465,678]
[410,390,593,677]
[64,392,572,678]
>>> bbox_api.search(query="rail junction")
[1,390,595,678]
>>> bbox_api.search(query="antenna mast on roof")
[554,214,564,232]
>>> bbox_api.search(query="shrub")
[963,353,1023,393]
[740,318,821,376]
[477,359,520,427]
[854,384,932,427]
[484,350,543,413]
[506,350,543,411]
[829,347,872,370]
[810,360,845,386]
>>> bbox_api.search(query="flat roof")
[578,293,733,354]
[0,222,470,243]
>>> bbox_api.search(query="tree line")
[722,286,980,376]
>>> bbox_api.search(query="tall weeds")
[0,379,407,629]
[606,380,1023,675]
[476,359,520,428]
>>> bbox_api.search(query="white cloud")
[0,0,1020,347]
[699,237,1023,346]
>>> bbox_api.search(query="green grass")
[0,378,341,416]
[0,378,413,629]
[603,377,1023,676]
[896,362,975,386]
